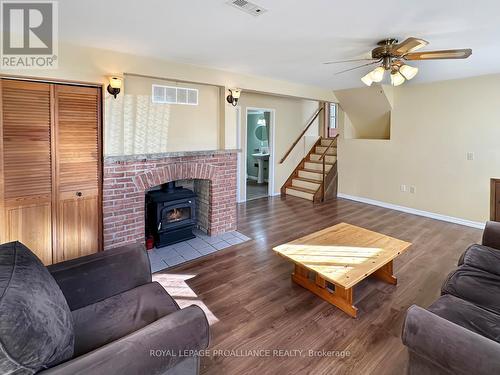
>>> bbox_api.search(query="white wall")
[335,85,392,139]
[339,74,500,223]
[0,42,337,156]
[237,92,320,200]
[105,75,220,155]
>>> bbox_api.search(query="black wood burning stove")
[146,182,196,247]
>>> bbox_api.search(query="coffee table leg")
[372,260,397,285]
[291,265,358,318]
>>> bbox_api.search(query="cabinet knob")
[76,191,83,197]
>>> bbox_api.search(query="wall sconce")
[107,76,123,99]
[226,88,241,106]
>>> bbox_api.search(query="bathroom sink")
[251,152,270,159]
[251,153,269,183]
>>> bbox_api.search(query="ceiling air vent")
[227,0,267,16]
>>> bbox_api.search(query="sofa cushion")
[72,281,179,356]
[428,294,500,343]
[442,264,500,315]
[458,244,500,276]
[47,244,152,310]
[0,242,74,374]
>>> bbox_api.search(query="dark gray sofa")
[0,241,209,375]
[402,221,500,375]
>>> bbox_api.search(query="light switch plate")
[466,152,474,161]
[400,184,407,192]
[409,186,416,194]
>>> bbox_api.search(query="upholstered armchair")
[0,242,209,375]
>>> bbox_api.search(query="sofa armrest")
[40,305,209,375]
[47,244,152,310]
[482,221,500,250]
[458,244,500,276]
[402,305,500,375]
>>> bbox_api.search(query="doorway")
[245,108,274,201]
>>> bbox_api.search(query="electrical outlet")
[400,184,407,192]
[466,152,474,161]
[409,186,416,194]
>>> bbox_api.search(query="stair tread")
[283,136,338,199]
[293,177,322,184]
[306,159,335,165]
[300,168,323,174]
[286,186,317,194]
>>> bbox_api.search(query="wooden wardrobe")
[0,78,102,265]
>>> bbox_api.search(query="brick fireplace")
[103,150,237,250]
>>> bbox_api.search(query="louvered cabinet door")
[0,80,53,264]
[54,85,101,262]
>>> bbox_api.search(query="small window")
[152,84,198,105]
[152,85,166,102]
[187,89,198,105]
[177,88,188,104]
[329,103,337,129]
[165,87,177,103]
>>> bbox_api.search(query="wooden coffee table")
[273,222,411,318]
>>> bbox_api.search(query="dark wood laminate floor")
[154,196,481,375]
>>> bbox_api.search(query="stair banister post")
[322,157,326,202]
[319,136,337,202]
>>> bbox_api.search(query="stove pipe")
[163,181,176,192]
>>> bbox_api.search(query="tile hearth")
[148,229,251,272]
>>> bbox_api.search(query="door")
[497,183,500,221]
[53,84,101,262]
[492,179,500,222]
[0,80,53,264]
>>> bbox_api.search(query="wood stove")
[146,182,196,247]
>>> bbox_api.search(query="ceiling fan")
[324,38,472,86]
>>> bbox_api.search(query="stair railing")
[279,105,324,164]
[319,135,338,201]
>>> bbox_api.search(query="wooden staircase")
[281,136,338,203]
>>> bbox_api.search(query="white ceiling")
[59,0,500,89]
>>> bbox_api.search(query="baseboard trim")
[337,193,485,229]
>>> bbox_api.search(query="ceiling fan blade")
[393,37,429,55]
[323,58,376,65]
[404,49,472,60]
[334,60,382,75]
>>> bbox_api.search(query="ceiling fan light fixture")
[361,72,373,86]
[370,66,385,82]
[329,36,471,87]
[399,64,418,80]
[390,71,405,86]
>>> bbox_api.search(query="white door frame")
[235,106,242,202]
[239,107,276,202]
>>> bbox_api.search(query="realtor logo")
[1,1,58,68]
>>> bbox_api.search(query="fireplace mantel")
[105,149,240,163]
